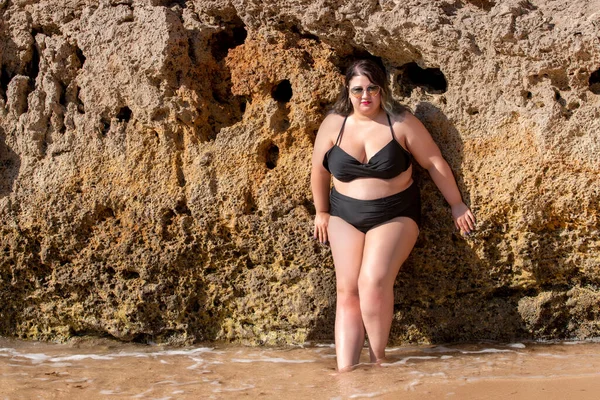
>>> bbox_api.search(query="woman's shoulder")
[388,108,413,124]
[390,109,426,130]
[318,112,346,134]
[314,113,345,149]
[322,112,346,124]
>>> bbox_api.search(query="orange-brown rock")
[1,0,599,345]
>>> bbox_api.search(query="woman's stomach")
[332,168,414,200]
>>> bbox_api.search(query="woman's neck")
[351,108,383,122]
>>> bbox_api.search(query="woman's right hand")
[314,211,330,244]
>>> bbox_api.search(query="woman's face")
[348,75,381,115]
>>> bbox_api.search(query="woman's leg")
[358,217,419,363]
[327,216,366,371]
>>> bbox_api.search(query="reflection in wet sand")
[1,338,600,399]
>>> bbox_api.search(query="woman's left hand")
[451,202,476,234]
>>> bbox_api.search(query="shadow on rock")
[391,102,527,344]
[0,126,20,198]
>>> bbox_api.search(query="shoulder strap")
[386,113,397,141]
[335,116,348,146]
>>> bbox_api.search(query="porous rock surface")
[1,0,599,345]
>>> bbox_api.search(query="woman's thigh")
[327,216,365,291]
[360,217,419,286]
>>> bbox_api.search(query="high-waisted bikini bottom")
[329,183,421,234]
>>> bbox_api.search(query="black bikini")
[322,114,421,233]
[323,114,411,182]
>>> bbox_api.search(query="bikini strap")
[387,112,412,159]
[335,116,348,146]
[386,113,397,141]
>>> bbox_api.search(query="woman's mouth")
[361,101,371,105]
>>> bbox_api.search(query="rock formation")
[1,0,599,345]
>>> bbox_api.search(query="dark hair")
[330,59,407,116]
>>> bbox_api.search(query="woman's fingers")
[466,211,476,230]
[456,211,476,234]
[314,212,330,244]
[451,203,476,235]
[318,224,328,244]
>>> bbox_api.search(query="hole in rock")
[492,286,517,298]
[243,191,257,214]
[590,68,600,95]
[75,46,86,68]
[69,328,113,339]
[204,15,247,142]
[290,25,320,42]
[131,334,156,345]
[122,270,140,280]
[189,299,202,313]
[100,118,111,135]
[464,0,495,11]
[209,19,248,62]
[162,209,176,226]
[175,162,186,187]
[58,82,66,106]
[397,62,448,96]
[32,23,62,37]
[187,37,197,64]
[175,199,191,215]
[167,0,187,8]
[97,207,115,222]
[278,118,290,132]
[466,107,479,115]
[554,90,562,102]
[27,34,41,85]
[0,65,12,98]
[271,80,293,103]
[440,1,462,16]
[116,106,132,122]
[301,50,315,68]
[265,144,279,169]
[75,86,85,113]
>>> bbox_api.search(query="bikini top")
[322,114,412,182]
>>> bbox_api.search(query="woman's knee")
[357,272,388,295]
[336,286,360,308]
[357,274,393,312]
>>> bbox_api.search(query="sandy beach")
[2,337,599,399]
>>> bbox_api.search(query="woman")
[311,59,475,372]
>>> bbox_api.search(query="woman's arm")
[402,113,476,234]
[310,114,339,243]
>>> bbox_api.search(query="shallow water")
[1,337,600,399]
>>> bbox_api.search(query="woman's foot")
[373,357,389,366]
[337,364,358,373]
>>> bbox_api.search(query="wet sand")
[1,337,599,399]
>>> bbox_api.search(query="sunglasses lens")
[349,85,380,98]
[350,87,363,97]
[367,85,380,95]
